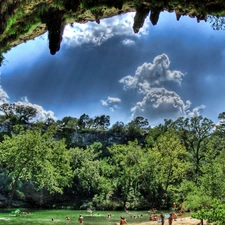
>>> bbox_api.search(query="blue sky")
[0,11,225,126]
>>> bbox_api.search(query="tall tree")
[173,116,214,182]
[107,140,143,209]
[69,143,102,201]
[77,113,92,130]
[14,104,37,123]
[0,125,72,206]
[93,115,110,130]
[150,129,189,207]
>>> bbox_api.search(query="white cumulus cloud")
[101,96,121,112]
[0,86,9,104]
[120,53,184,93]
[131,88,191,120]
[186,105,206,117]
[15,97,56,122]
[121,38,136,46]
[118,53,205,124]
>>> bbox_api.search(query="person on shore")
[153,214,158,221]
[78,214,84,223]
[177,210,183,220]
[173,202,176,211]
[197,219,203,225]
[168,213,173,225]
[172,213,177,221]
[160,213,165,225]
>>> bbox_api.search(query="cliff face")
[0,0,225,65]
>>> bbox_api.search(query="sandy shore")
[137,217,203,225]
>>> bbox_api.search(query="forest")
[0,103,225,223]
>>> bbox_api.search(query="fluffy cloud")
[120,54,184,93]
[121,38,136,46]
[63,12,149,47]
[0,86,9,104]
[119,53,205,123]
[0,84,56,121]
[186,105,206,117]
[101,96,121,112]
[15,97,56,122]
[131,88,191,120]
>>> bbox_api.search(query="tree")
[173,116,214,182]
[0,125,72,206]
[107,140,143,209]
[0,103,37,124]
[61,116,78,129]
[192,199,225,225]
[207,15,225,30]
[69,143,102,201]
[197,140,225,200]
[133,116,149,128]
[14,104,37,123]
[136,147,159,208]
[126,121,142,140]
[77,113,92,130]
[150,129,189,207]
[110,121,125,135]
[0,103,15,119]
[93,115,110,130]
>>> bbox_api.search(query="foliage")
[0,125,72,205]
[0,111,225,212]
[173,116,214,183]
[192,199,225,225]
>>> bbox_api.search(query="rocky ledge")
[0,0,225,65]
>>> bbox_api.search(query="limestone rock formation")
[133,5,150,33]
[0,0,224,65]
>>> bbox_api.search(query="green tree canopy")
[0,125,72,206]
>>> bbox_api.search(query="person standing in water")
[78,214,84,224]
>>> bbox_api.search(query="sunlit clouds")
[1,11,224,126]
[15,97,56,121]
[118,53,205,122]
[62,12,149,47]
[121,39,136,46]
[119,54,184,93]
[0,85,55,121]
[0,86,9,105]
[101,96,121,112]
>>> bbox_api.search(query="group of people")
[51,214,84,223]
[129,214,143,219]
[147,205,183,225]
[51,206,184,224]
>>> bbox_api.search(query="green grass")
[0,209,164,225]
